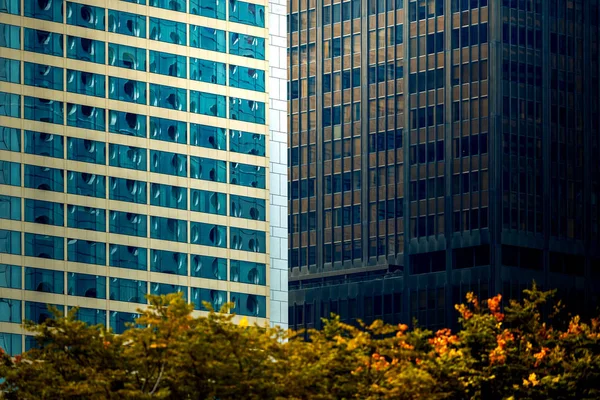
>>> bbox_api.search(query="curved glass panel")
[150,183,187,210]
[0,23,19,50]
[190,189,226,216]
[190,0,225,19]
[25,267,63,294]
[109,278,147,304]
[72,307,106,326]
[190,255,226,280]
[149,83,187,111]
[189,91,226,117]
[68,273,106,299]
[0,195,20,221]
[190,58,226,85]
[149,50,186,78]
[190,26,226,52]
[190,156,227,183]
[67,238,106,266]
[24,164,63,192]
[67,2,104,30]
[229,130,265,156]
[109,210,147,237]
[150,150,187,177]
[229,162,265,188]
[0,0,20,15]
[107,9,146,37]
[149,17,186,45]
[108,110,147,138]
[151,282,187,300]
[24,28,62,56]
[67,137,106,165]
[150,249,187,275]
[230,260,266,285]
[24,97,63,124]
[1,300,21,324]
[108,43,146,71]
[67,36,105,64]
[0,161,20,186]
[0,126,19,152]
[230,292,266,317]
[67,205,105,232]
[0,58,19,84]
[149,117,186,144]
[229,65,265,92]
[24,0,62,22]
[190,222,227,248]
[24,62,62,90]
[0,264,21,289]
[229,98,265,124]
[229,32,265,60]
[67,69,105,97]
[110,311,140,334]
[109,77,147,105]
[67,171,106,198]
[229,0,265,27]
[150,216,187,243]
[66,103,105,131]
[25,233,63,260]
[230,227,266,253]
[109,143,147,171]
[0,229,20,255]
[109,244,147,271]
[230,194,265,221]
[24,131,63,158]
[190,123,226,150]
[25,302,63,324]
[149,0,185,12]
[0,92,20,118]
[25,199,64,226]
[109,177,147,204]
[191,288,226,311]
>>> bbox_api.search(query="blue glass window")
[0,333,22,356]
[67,69,105,98]
[149,17,186,45]
[109,144,146,171]
[190,58,226,85]
[24,131,63,158]
[24,28,63,56]
[150,183,187,210]
[0,0,19,15]
[191,288,226,311]
[191,255,226,280]
[25,233,63,260]
[25,267,63,294]
[0,126,19,152]
[150,249,187,275]
[230,162,265,188]
[67,2,104,30]
[0,264,21,289]
[109,177,146,204]
[190,156,227,183]
[109,210,147,237]
[121,0,146,4]
[190,222,226,248]
[109,278,147,304]
[24,0,62,22]
[150,150,187,177]
[25,199,64,226]
[24,164,62,192]
[26,302,63,324]
[67,137,106,165]
[230,130,265,156]
[230,227,266,253]
[73,307,106,326]
[24,62,62,90]
[229,65,265,92]
[149,83,187,111]
[0,58,20,83]
[231,292,266,317]
[67,205,105,232]
[108,10,145,37]
[0,229,21,255]
[68,273,106,299]
[0,195,20,221]
[150,216,187,243]
[230,98,265,124]
[190,190,226,216]
[0,298,21,323]
[24,97,63,125]
[67,238,106,266]
[150,0,185,12]
[149,117,186,144]
[0,161,20,186]
[108,43,146,71]
[229,1,265,28]
[230,260,266,285]
[109,77,146,105]
[110,311,140,334]
[230,195,265,221]
[189,91,226,117]
[151,282,187,300]
[110,245,147,271]
[149,50,186,78]
[0,23,20,49]
[190,26,226,52]
[67,36,105,64]
[190,0,225,19]
[66,104,105,131]
[229,32,265,60]
[190,124,226,150]
[108,110,147,138]
[0,92,20,118]
[67,171,106,198]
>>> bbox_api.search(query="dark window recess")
[409,177,445,201]
[451,23,488,49]
[409,141,445,165]
[501,245,543,270]
[454,134,488,158]
[409,68,445,94]
[549,252,585,276]
[410,251,446,275]
[452,0,488,13]
[453,245,490,269]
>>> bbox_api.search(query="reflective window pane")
[149,83,187,111]
[189,91,226,117]
[190,190,226,216]
[0,57,19,84]
[109,244,147,271]
[67,69,105,98]
[0,195,20,221]
[190,124,226,150]
[108,43,146,71]
[149,0,185,12]
[67,171,106,198]
[230,162,265,188]
[25,199,64,226]
[149,50,186,78]
[150,183,187,210]
[109,177,147,204]
[149,117,186,144]
[68,273,106,299]
[150,216,187,243]
[67,2,104,30]
[0,332,22,356]
[24,62,62,90]
[230,227,266,253]
[24,131,63,158]
[25,267,64,294]
[25,302,63,324]
[231,292,266,317]
[24,164,63,192]
[67,137,106,165]
[25,233,63,260]
[190,0,225,19]
[229,32,265,60]
[67,36,105,64]
[109,77,147,105]
[229,0,265,28]
[107,10,146,37]
[110,311,141,334]
[190,255,226,280]
[150,249,187,275]
[190,156,227,183]
[151,282,187,300]
[108,110,147,138]
[0,229,20,255]
[190,222,227,248]
[0,126,20,152]
[149,17,186,45]
[230,194,266,221]
[0,92,20,118]
[67,239,106,266]
[109,144,147,171]
[67,205,106,232]
[190,26,226,52]
[229,130,265,156]
[109,210,147,237]
[73,307,106,326]
[66,104,105,131]
[229,65,265,92]
[191,288,226,311]
[149,150,187,177]
[24,0,62,22]
[109,278,146,304]
[229,98,265,124]
[0,0,20,15]
[0,264,21,289]
[190,58,226,85]
[24,28,63,56]
[24,97,63,125]
[230,260,266,285]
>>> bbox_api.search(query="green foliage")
[1,285,599,399]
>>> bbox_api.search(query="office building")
[0,0,288,356]
[288,0,600,330]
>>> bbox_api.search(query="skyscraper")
[0,0,287,356]
[288,0,600,331]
